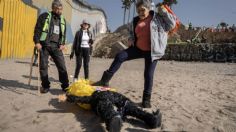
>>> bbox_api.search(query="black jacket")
[71,29,93,55]
[33,12,67,45]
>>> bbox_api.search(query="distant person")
[216,24,220,32]
[33,0,69,93]
[93,0,177,108]
[70,20,93,81]
[232,24,236,32]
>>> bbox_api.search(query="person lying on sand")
[58,79,162,132]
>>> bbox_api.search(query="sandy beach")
[0,57,236,132]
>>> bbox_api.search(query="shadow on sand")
[15,60,31,65]
[37,98,106,132]
[0,76,61,96]
[0,78,37,95]
[22,75,59,83]
[36,98,158,132]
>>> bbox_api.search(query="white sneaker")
[73,78,78,82]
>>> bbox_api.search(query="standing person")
[33,0,69,93]
[232,24,236,32]
[93,0,177,108]
[70,20,93,81]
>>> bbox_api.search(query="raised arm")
[158,5,177,32]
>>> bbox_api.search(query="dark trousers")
[91,91,156,128]
[107,46,157,94]
[39,44,69,90]
[74,48,90,79]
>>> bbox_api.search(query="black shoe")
[92,80,108,87]
[142,93,151,108]
[40,87,49,93]
[153,109,162,128]
[61,83,69,92]
[143,109,162,129]
[62,88,68,93]
[108,115,122,132]
[92,71,113,87]
[32,63,38,67]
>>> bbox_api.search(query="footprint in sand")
[223,122,236,132]
[12,104,20,111]
[153,92,157,95]
[131,90,136,93]
[127,89,134,93]
[131,94,136,98]
[124,91,130,95]
[32,114,48,124]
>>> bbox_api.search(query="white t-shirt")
[81,30,90,48]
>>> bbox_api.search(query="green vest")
[40,12,66,44]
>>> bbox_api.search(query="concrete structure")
[162,43,236,62]
[0,0,37,59]
[30,0,107,43]
[0,0,107,59]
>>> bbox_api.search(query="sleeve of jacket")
[158,5,176,32]
[128,20,135,42]
[88,31,94,45]
[33,13,48,44]
[61,17,67,45]
[71,31,78,53]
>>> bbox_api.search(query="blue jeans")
[107,46,158,94]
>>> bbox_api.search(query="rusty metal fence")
[0,0,37,59]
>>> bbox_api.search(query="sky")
[86,0,236,32]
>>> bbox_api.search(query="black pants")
[74,48,90,79]
[107,46,157,94]
[39,44,69,90]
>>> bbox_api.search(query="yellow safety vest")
[40,12,66,43]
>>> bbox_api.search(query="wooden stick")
[28,52,35,86]
[38,50,41,94]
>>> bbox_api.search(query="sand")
[0,57,236,132]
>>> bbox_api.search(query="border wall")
[0,0,107,59]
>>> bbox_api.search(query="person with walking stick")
[33,0,69,93]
